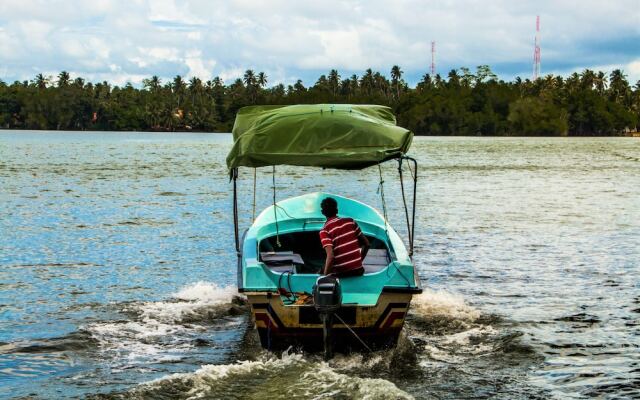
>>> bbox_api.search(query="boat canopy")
[226,104,413,170]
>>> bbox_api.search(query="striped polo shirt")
[319,217,364,273]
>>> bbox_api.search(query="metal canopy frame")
[231,155,418,260]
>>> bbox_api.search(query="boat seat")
[362,249,390,274]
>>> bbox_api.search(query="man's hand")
[323,245,334,275]
[358,234,370,261]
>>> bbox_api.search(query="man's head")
[320,197,338,218]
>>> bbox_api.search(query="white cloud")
[184,50,216,79]
[0,0,638,86]
[627,60,640,84]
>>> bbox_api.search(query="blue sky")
[1,0,639,87]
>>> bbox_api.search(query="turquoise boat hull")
[239,192,422,351]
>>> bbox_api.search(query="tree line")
[1,65,639,135]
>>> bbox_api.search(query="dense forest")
[1,65,639,135]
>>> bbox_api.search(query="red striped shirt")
[319,217,363,274]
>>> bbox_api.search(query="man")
[319,197,370,277]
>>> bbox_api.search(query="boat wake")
[401,289,542,398]
[92,288,543,399]
[113,350,414,400]
[3,284,542,398]
[81,282,247,365]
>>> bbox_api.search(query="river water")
[0,132,638,399]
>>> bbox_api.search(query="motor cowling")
[313,276,342,314]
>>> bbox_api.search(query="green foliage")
[0,65,637,135]
[508,97,568,136]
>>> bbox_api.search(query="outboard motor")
[313,276,342,360]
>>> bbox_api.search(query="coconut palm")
[57,71,70,87]
[328,69,340,97]
[143,75,162,91]
[390,65,403,99]
[609,69,630,104]
[360,69,374,96]
[293,79,306,93]
[33,73,49,89]
[257,72,268,88]
[580,69,596,90]
[594,71,608,95]
[243,70,258,103]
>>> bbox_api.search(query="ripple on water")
[2,134,639,399]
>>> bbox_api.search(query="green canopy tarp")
[226,104,413,170]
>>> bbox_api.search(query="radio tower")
[430,41,436,76]
[533,16,541,80]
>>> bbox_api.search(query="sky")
[1,0,639,87]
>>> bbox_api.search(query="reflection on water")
[1,132,639,399]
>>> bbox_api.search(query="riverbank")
[2,65,638,137]
[1,127,638,137]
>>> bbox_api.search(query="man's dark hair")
[320,197,338,217]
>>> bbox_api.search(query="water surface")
[1,132,639,399]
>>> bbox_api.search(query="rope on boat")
[405,157,415,181]
[333,313,373,353]
[381,163,412,288]
[278,270,297,304]
[377,164,390,242]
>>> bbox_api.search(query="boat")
[227,104,422,357]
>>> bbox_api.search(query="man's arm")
[358,234,370,261]
[323,245,334,275]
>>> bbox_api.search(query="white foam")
[172,281,238,303]
[442,326,499,355]
[306,362,414,400]
[139,351,414,399]
[410,289,480,321]
[82,282,242,364]
[134,282,240,324]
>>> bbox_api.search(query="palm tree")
[373,71,390,98]
[580,69,596,90]
[243,70,256,87]
[257,72,268,88]
[143,75,162,91]
[447,69,460,88]
[57,71,70,87]
[314,75,329,93]
[33,73,49,89]
[360,69,374,96]
[594,71,607,95]
[243,70,257,103]
[349,74,359,96]
[609,69,629,104]
[328,69,340,97]
[417,73,432,92]
[172,75,186,92]
[390,65,403,99]
[171,75,187,112]
[293,79,306,93]
[434,73,443,88]
[212,76,224,88]
[73,77,85,88]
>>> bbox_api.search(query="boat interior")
[258,230,393,275]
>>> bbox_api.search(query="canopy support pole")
[398,156,418,257]
[398,159,413,255]
[232,168,240,256]
[252,168,257,220]
[272,166,281,248]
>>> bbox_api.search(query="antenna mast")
[431,41,436,76]
[533,16,541,80]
